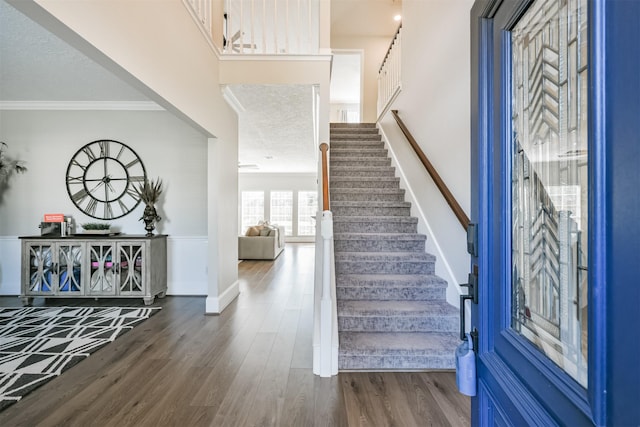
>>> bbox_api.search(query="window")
[298,191,317,236]
[270,191,293,236]
[241,191,264,233]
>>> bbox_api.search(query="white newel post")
[319,209,335,377]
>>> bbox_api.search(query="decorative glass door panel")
[57,243,83,293]
[27,243,54,293]
[511,0,588,387]
[118,243,144,294]
[88,243,116,295]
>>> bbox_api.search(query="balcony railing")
[377,25,402,118]
[185,0,320,55]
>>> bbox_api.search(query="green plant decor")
[133,177,163,236]
[81,223,112,230]
[0,142,27,183]
[133,177,163,205]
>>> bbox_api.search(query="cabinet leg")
[143,296,155,306]
[158,290,167,299]
[21,297,33,307]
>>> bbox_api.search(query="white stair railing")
[225,0,319,54]
[377,25,402,119]
[185,0,214,43]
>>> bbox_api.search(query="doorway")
[330,50,363,123]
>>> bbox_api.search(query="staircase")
[330,122,459,370]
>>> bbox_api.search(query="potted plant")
[133,177,162,236]
[81,222,112,234]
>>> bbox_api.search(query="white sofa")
[238,225,285,260]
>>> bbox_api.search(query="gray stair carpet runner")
[330,122,459,370]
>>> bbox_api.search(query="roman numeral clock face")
[66,140,147,220]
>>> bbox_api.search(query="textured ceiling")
[0,1,147,102]
[230,84,316,173]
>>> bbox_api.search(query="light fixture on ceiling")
[394,15,402,22]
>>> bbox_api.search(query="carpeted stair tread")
[335,251,435,262]
[334,232,426,241]
[331,202,411,217]
[331,188,405,202]
[332,216,419,233]
[330,177,400,188]
[338,300,457,317]
[330,157,392,167]
[330,167,395,177]
[330,126,379,132]
[336,273,446,288]
[330,122,376,128]
[332,201,411,208]
[330,141,385,149]
[335,252,436,275]
[339,331,459,358]
[334,233,426,252]
[338,301,458,333]
[330,134,383,141]
[330,148,388,157]
[338,332,457,370]
[336,273,448,302]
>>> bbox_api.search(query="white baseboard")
[205,280,240,314]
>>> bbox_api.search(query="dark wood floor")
[0,243,470,426]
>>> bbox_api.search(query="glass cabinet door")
[57,243,83,294]
[88,242,117,295]
[26,242,54,294]
[118,243,144,295]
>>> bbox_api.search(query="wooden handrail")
[391,110,470,230]
[319,143,330,210]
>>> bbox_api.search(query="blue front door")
[470,0,640,424]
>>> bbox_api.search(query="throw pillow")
[259,228,271,236]
[245,226,260,236]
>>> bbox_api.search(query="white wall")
[331,35,390,123]
[19,0,238,143]
[0,109,209,296]
[238,172,317,242]
[379,0,474,307]
[8,0,243,312]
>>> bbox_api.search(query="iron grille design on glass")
[511,0,588,387]
[58,245,82,293]
[119,245,144,293]
[89,244,116,294]
[28,245,53,292]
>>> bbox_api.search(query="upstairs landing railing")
[185,0,320,54]
[377,25,402,119]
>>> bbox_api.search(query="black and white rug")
[0,306,161,410]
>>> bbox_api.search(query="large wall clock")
[66,139,147,220]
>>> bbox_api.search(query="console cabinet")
[20,235,167,306]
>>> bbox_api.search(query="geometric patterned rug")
[0,306,161,411]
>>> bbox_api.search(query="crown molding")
[0,101,164,111]
[221,85,246,114]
